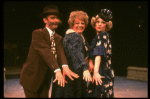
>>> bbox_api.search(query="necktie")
[51,32,57,60]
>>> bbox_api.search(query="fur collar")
[66,29,76,34]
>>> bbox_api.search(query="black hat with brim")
[40,5,63,18]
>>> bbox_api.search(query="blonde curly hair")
[91,15,113,32]
[68,10,89,28]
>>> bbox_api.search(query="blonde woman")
[51,10,92,98]
[87,9,115,98]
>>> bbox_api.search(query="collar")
[46,27,55,37]
[66,29,76,34]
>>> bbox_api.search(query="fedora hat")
[40,5,63,18]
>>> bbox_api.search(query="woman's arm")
[93,56,105,85]
[88,59,94,73]
[94,56,101,73]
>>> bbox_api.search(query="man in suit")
[20,5,79,98]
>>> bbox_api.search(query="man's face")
[43,15,60,31]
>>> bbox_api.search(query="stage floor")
[3,76,148,98]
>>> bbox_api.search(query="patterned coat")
[87,31,115,98]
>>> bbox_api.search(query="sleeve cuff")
[62,64,68,67]
[54,68,61,73]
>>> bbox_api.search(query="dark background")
[3,1,148,76]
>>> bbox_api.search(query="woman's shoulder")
[65,29,82,40]
[64,29,82,43]
[69,32,81,38]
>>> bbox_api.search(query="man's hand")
[92,72,105,85]
[53,70,67,87]
[83,70,92,82]
[62,66,79,80]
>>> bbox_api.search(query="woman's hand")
[92,72,105,85]
[83,70,92,82]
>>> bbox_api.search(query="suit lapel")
[42,27,51,47]
[54,33,60,47]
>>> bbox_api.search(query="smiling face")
[43,15,60,32]
[72,18,85,34]
[95,18,106,33]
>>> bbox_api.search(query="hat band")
[44,9,59,14]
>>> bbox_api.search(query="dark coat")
[20,27,68,93]
[63,30,89,73]
[51,29,89,98]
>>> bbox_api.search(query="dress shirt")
[46,27,68,73]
